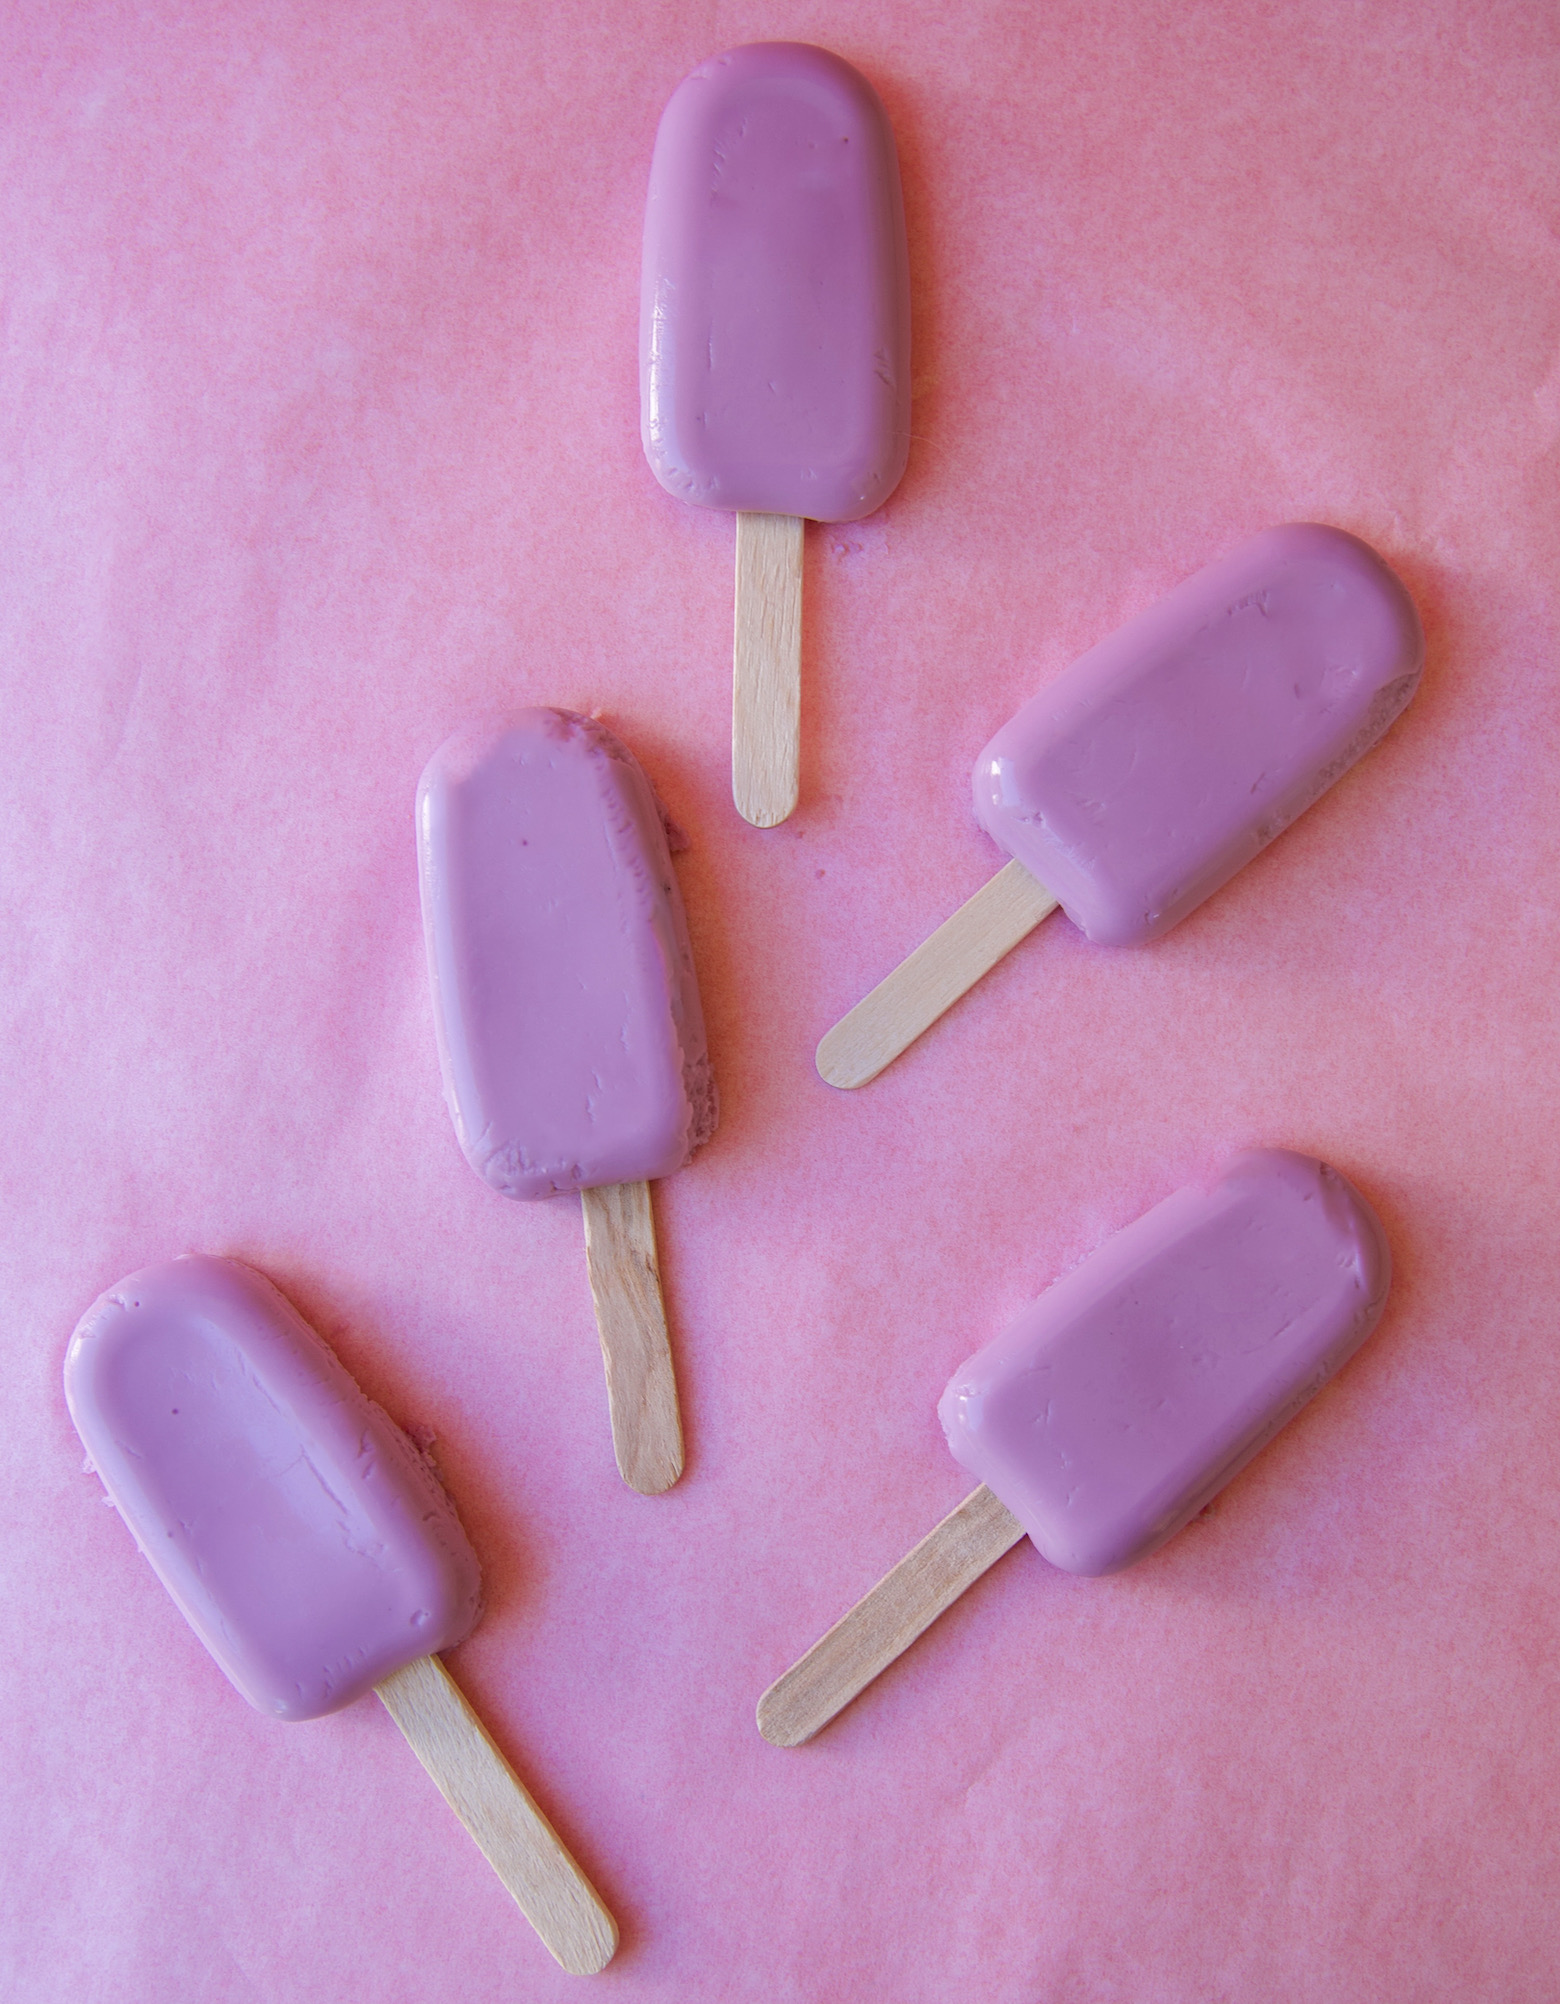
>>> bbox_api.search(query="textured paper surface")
[3,4,1557,1998]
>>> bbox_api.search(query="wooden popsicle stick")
[816,859,1060,1089]
[733,510,803,827]
[580,1180,685,1495]
[376,1654,618,1976]
[756,1484,1025,1747]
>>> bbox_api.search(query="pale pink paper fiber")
[1,5,1557,2002]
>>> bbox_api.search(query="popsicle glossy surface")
[64,1257,482,1721]
[417,709,716,1201]
[939,1150,1391,1575]
[641,42,911,521]
[973,525,1424,946]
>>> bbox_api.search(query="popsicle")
[641,41,911,826]
[817,524,1424,1086]
[757,1149,1390,1745]
[417,708,716,1495]
[64,1256,618,1975]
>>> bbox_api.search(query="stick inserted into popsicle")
[641,42,911,827]
[758,1149,1390,1746]
[65,1257,618,1975]
[818,525,1424,1086]
[417,709,716,1496]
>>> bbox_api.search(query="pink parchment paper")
[3,4,1558,1999]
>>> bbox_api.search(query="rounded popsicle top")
[641,42,911,521]
[939,1149,1391,1576]
[417,708,717,1201]
[973,524,1425,946]
[64,1257,482,1720]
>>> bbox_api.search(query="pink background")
[3,3,1557,1998]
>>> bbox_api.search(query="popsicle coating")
[939,1150,1391,1575]
[64,1257,482,1721]
[417,709,716,1200]
[641,42,911,521]
[973,525,1424,946]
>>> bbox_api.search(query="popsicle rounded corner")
[971,523,1426,948]
[639,41,911,523]
[1221,1144,1393,1304]
[64,1255,483,1722]
[937,1149,1393,1577]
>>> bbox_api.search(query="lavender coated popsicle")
[973,524,1425,947]
[641,41,910,521]
[818,524,1425,1086]
[417,708,715,1495]
[758,1151,1392,1745]
[66,1256,480,1721]
[417,709,715,1201]
[938,1149,1391,1575]
[65,1256,618,1972]
[641,42,912,826]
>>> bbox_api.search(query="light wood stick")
[816,859,1060,1088]
[733,510,803,827]
[580,1180,684,1495]
[376,1654,618,1975]
[756,1485,1025,1747]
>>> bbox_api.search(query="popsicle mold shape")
[417,708,714,1495]
[640,42,912,827]
[641,41,910,520]
[757,1151,1391,1746]
[973,524,1424,947]
[817,525,1424,1085]
[417,708,716,1202]
[938,1149,1391,1574]
[65,1255,480,1721]
[65,1255,618,1972]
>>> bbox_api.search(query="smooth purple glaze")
[640,42,911,521]
[64,1257,482,1721]
[417,709,716,1200]
[939,1150,1391,1576]
[973,525,1424,945]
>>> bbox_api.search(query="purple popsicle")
[641,41,910,520]
[640,42,911,825]
[818,524,1425,1087]
[938,1149,1391,1574]
[66,1256,479,1720]
[417,709,715,1202]
[65,1256,618,1971]
[417,708,715,1495]
[972,524,1424,947]
[757,1150,1392,1745]
[66,1258,477,1715]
